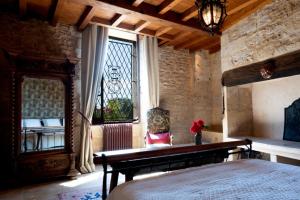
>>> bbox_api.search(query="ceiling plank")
[181,6,197,21]
[77,6,97,31]
[227,0,260,15]
[223,0,272,30]
[175,36,207,50]
[134,20,151,32]
[159,0,184,15]
[132,0,144,7]
[155,27,172,37]
[51,0,65,26]
[190,37,220,51]
[19,0,27,17]
[166,31,193,46]
[111,14,127,27]
[174,35,200,49]
[71,0,210,36]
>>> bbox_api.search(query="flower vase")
[195,132,202,145]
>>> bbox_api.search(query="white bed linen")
[107,159,300,200]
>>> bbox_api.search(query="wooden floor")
[0,165,125,200]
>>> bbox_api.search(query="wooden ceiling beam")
[227,0,260,15]
[91,16,174,41]
[77,6,96,30]
[134,20,151,32]
[111,14,127,27]
[181,6,197,21]
[19,0,27,17]
[208,44,221,54]
[159,0,184,15]
[51,0,65,26]
[158,40,169,46]
[155,27,172,37]
[71,0,210,36]
[132,0,144,7]
[222,0,271,30]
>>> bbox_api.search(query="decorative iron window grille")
[93,37,139,124]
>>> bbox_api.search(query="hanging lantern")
[195,0,227,35]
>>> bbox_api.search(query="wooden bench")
[227,136,300,162]
[94,140,252,200]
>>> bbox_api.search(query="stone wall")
[222,0,300,72]
[221,0,300,139]
[159,46,195,144]
[159,46,222,144]
[0,12,83,154]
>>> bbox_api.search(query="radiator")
[103,123,133,151]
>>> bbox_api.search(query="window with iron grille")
[93,37,139,124]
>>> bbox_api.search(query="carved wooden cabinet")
[0,49,78,184]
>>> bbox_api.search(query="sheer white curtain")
[142,36,160,108]
[80,25,109,173]
[139,35,159,135]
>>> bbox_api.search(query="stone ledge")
[226,136,300,161]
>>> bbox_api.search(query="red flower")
[190,119,205,134]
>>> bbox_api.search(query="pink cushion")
[146,132,171,144]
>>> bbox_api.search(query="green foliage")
[104,98,133,122]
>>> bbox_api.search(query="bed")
[107,159,300,200]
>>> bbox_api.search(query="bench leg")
[270,154,278,162]
[109,171,119,193]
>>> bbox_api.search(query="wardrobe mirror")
[21,77,65,153]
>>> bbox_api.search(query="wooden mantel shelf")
[226,136,300,161]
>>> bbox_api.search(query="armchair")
[145,107,172,146]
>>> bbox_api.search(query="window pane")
[94,37,136,123]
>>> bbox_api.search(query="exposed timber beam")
[208,44,221,54]
[159,0,184,15]
[134,20,151,32]
[222,50,300,87]
[227,0,260,15]
[77,6,96,30]
[71,0,210,36]
[91,16,174,41]
[132,0,144,7]
[155,27,172,37]
[19,0,27,17]
[181,6,197,21]
[158,40,169,46]
[51,0,65,26]
[111,14,127,27]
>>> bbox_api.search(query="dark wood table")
[94,140,252,200]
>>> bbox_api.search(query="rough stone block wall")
[209,51,223,131]
[159,46,194,144]
[159,46,223,144]
[0,12,82,154]
[221,0,300,139]
[222,0,300,72]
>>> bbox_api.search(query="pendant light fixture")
[195,0,227,35]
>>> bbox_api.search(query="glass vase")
[195,132,202,145]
